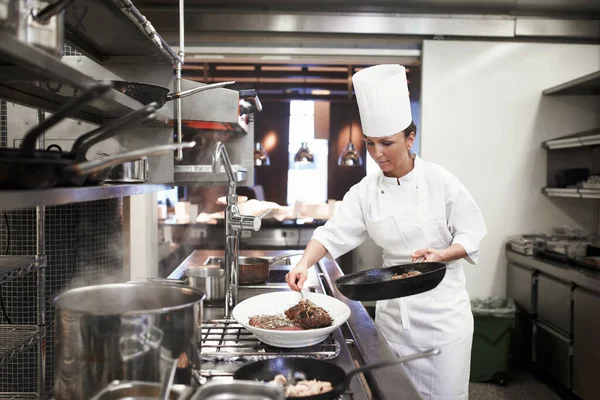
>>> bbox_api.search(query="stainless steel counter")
[169,250,422,400]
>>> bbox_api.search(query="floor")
[469,369,567,400]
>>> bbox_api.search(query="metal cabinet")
[537,273,572,334]
[507,262,536,314]
[535,321,572,389]
[573,288,600,400]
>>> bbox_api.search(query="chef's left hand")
[411,248,446,262]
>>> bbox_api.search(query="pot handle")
[33,0,78,24]
[268,251,305,266]
[343,348,441,389]
[64,141,196,175]
[166,81,235,101]
[147,277,186,285]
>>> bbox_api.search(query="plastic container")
[470,297,516,386]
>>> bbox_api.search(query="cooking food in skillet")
[249,299,333,331]
[269,374,333,397]
[391,270,422,280]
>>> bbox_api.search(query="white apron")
[365,165,474,400]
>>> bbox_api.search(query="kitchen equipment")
[190,380,285,400]
[90,380,194,400]
[233,348,440,400]
[53,282,205,400]
[112,80,235,109]
[106,157,148,183]
[508,234,550,256]
[235,252,304,285]
[149,267,226,304]
[334,262,448,302]
[232,291,350,348]
[159,360,178,400]
[545,240,588,258]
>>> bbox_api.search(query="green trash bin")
[469,297,516,386]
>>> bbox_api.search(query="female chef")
[286,64,487,400]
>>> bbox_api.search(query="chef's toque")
[352,64,412,138]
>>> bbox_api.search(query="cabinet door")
[537,274,572,334]
[507,262,536,314]
[573,288,600,400]
[535,322,572,389]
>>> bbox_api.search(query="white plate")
[232,291,351,348]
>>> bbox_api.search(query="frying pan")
[238,252,304,285]
[233,348,440,400]
[334,262,447,302]
[112,81,235,108]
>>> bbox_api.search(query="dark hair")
[403,121,417,138]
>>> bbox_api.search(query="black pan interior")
[337,262,446,286]
[112,81,169,107]
[233,358,346,400]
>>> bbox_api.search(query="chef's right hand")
[286,264,309,291]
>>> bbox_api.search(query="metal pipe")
[174,0,185,161]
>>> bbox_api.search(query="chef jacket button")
[381,190,384,194]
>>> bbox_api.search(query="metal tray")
[90,380,194,400]
[190,380,285,400]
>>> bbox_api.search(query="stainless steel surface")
[0,256,45,285]
[537,273,572,334]
[106,158,149,183]
[90,381,193,400]
[535,321,572,389]
[212,142,268,318]
[543,70,600,96]
[543,187,582,198]
[200,319,340,367]
[190,380,285,400]
[507,262,537,315]
[515,18,600,39]
[53,282,205,400]
[160,360,178,400]
[0,325,45,367]
[186,267,225,303]
[15,0,69,58]
[0,184,173,211]
[573,288,600,399]
[174,164,247,184]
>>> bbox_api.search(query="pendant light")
[254,142,270,166]
[338,121,363,167]
[294,141,314,164]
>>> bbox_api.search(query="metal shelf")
[0,257,45,286]
[64,0,176,65]
[543,70,600,96]
[0,34,170,126]
[0,325,45,368]
[543,187,600,199]
[543,128,600,150]
[0,184,173,211]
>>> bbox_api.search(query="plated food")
[249,300,333,331]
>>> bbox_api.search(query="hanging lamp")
[254,142,270,166]
[294,141,314,164]
[338,121,363,166]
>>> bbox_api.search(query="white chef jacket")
[312,155,487,400]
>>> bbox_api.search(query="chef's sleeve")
[312,185,368,259]
[444,172,487,265]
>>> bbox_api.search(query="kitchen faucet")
[212,142,271,317]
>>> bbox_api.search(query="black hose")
[1,212,13,324]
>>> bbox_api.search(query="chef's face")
[363,131,415,174]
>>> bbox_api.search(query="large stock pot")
[53,282,205,400]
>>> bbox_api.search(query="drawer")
[507,262,536,314]
[537,273,572,334]
[535,321,572,389]
[511,311,534,366]
[573,288,600,400]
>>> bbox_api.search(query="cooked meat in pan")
[391,270,422,280]
[269,374,333,397]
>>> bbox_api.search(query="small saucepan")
[238,252,304,285]
[149,267,225,304]
[233,348,440,400]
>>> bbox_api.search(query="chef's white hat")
[352,64,412,138]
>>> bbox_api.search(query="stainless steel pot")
[149,267,225,304]
[106,157,148,183]
[53,282,205,400]
[90,380,194,400]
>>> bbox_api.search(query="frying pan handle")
[71,102,159,158]
[65,141,197,175]
[21,82,113,155]
[343,348,441,388]
[33,0,77,24]
[166,81,235,101]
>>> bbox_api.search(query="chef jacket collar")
[380,154,420,186]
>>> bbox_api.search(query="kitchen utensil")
[53,282,205,400]
[112,80,235,109]
[190,380,285,400]
[236,252,304,285]
[233,348,440,400]
[90,380,194,400]
[105,157,148,183]
[334,262,447,302]
[149,267,226,304]
[159,359,178,400]
[231,291,350,348]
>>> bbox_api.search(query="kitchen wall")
[421,41,600,298]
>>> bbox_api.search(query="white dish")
[232,291,351,348]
